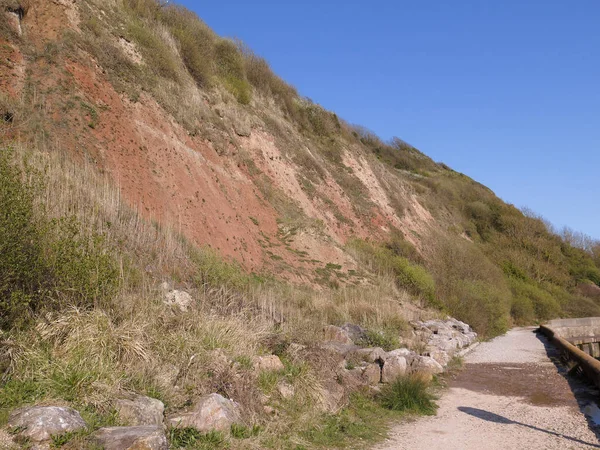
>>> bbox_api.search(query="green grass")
[378,375,438,415]
[168,427,228,449]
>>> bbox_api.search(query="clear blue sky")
[178,0,600,239]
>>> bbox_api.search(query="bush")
[379,375,438,415]
[215,40,251,104]
[161,6,215,87]
[127,20,181,81]
[0,149,119,330]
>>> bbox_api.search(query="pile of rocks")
[322,318,477,388]
[5,392,243,450]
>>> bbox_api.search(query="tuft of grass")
[168,427,227,449]
[378,375,438,415]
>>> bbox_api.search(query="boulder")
[164,289,193,312]
[254,355,284,372]
[323,325,353,345]
[384,348,414,361]
[115,396,164,426]
[167,393,242,432]
[361,363,381,385]
[410,356,444,379]
[320,380,345,413]
[92,426,167,450]
[7,406,86,442]
[381,356,407,383]
[352,347,385,364]
[341,323,367,342]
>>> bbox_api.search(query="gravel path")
[376,327,600,450]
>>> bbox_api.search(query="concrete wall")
[546,317,600,339]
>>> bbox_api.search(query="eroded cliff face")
[1,0,435,282]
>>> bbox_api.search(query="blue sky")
[177,0,600,239]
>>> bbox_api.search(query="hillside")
[1,0,600,448]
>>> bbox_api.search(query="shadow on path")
[535,329,600,441]
[459,406,600,448]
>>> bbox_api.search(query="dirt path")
[376,327,600,450]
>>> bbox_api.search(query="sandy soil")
[376,328,600,450]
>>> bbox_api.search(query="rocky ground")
[376,327,600,450]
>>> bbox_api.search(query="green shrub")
[215,40,251,104]
[161,6,215,87]
[357,329,400,352]
[127,20,180,81]
[0,148,119,330]
[379,375,438,415]
[168,427,227,449]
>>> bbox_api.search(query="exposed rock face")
[163,289,194,311]
[115,396,165,426]
[167,393,242,432]
[7,406,87,442]
[254,355,284,372]
[92,426,168,450]
[323,325,353,345]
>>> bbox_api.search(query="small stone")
[92,426,167,450]
[115,396,164,426]
[167,393,242,432]
[263,406,275,415]
[277,382,295,399]
[254,355,284,372]
[7,406,86,442]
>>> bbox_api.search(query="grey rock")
[277,382,295,399]
[411,355,444,376]
[319,341,359,356]
[92,426,167,450]
[167,393,242,432]
[7,406,86,442]
[115,396,164,426]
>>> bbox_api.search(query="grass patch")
[168,427,227,449]
[378,375,438,415]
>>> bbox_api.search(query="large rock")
[92,426,167,450]
[361,363,381,385]
[381,356,407,383]
[341,323,367,342]
[320,380,345,412]
[319,341,359,356]
[167,393,242,432]
[7,406,86,442]
[254,355,284,372]
[115,396,164,426]
[323,325,353,345]
[410,355,444,380]
[352,347,386,363]
[164,289,193,311]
